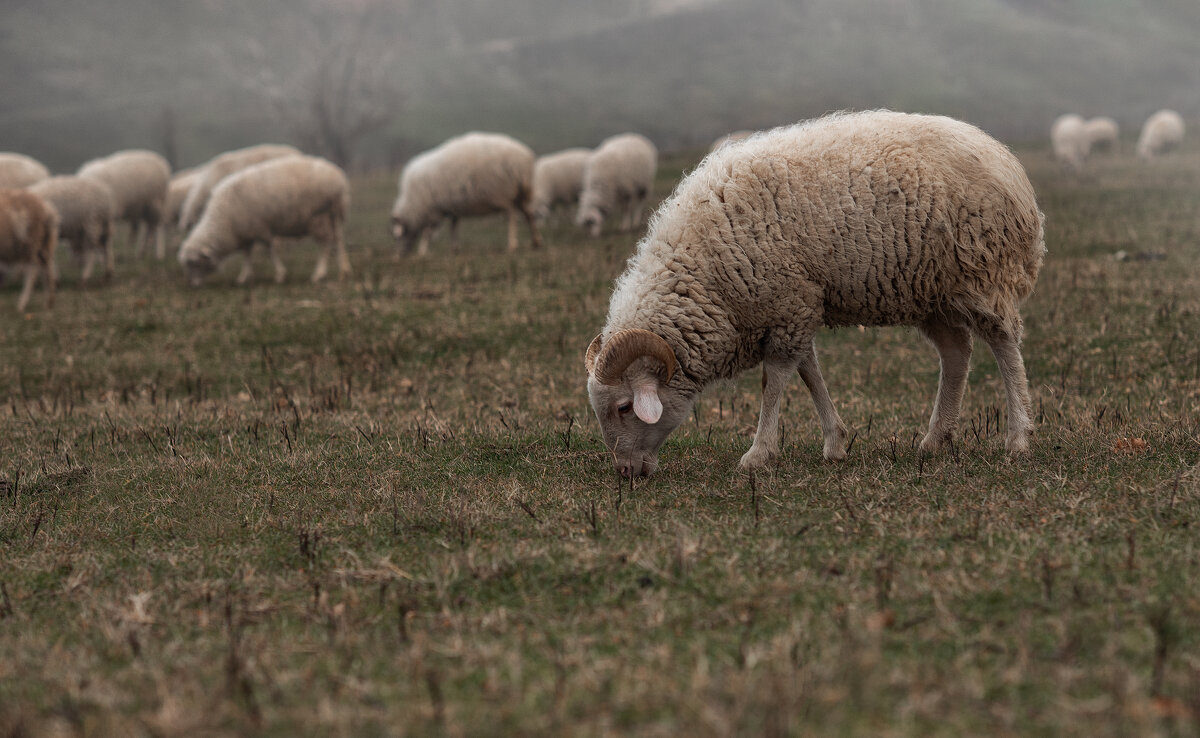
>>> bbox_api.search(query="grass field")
[2,138,1200,737]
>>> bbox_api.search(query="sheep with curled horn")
[586,110,1045,478]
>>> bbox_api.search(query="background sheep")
[28,175,116,286]
[708,130,754,153]
[0,189,58,311]
[531,148,591,224]
[178,143,302,232]
[576,133,658,237]
[0,153,51,189]
[164,168,201,245]
[390,132,542,255]
[1050,114,1087,170]
[76,149,170,260]
[1136,109,1185,158]
[585,110,1044,477]
[178,155,350,287]
[1083,116,1119,153]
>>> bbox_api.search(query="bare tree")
[224,4,403,170]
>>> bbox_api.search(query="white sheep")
[531,148,591,224]
[0,153,51,189]
[576,133,658,237]
[1082,117,1119,153]
[178,155,350,287]
[709,130,754,153]
[585,110,1045,477]
[390,132,543,255]
[1137,110,1185,158]
[1050,114,1088,170]
[28,175,117,286]
[76,149,170,259]
[0,189,58,311]
[178,144,302,232]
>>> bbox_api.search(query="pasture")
[3,140,1200,736]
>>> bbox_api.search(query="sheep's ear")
[632,379,662,424]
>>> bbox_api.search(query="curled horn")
[590,329,677,386]
[585,334,603,375]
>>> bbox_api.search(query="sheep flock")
[0,106,1191,470]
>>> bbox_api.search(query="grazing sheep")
[1137,110,1185,158]
[531,148,591,224]
[0,189,58,311]
[1083,117,1119,153]
[28,175,116,286]
[178,144,302,231]
[77,149,170,259]
[178,155,350,287]
[0,153,51,189]
[390,132,542,255]
[585,110,1045,477]
[1050,114,1087,170]
[709,130,754,153]
[576,133,658,237]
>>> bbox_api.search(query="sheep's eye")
[617,401,633,415]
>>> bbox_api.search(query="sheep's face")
[576,206,604,238]
[588,367,693,477]
[178,248,216,287]
[390,215,419,253]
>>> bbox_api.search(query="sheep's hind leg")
[272,240,289,284]
[978,317,1034,455]
[797,342,849,460]
[16,264,37,312]
[505,209,519,252]
[740,355,800,470]
[521,206,543,249]
[918,320,973,453]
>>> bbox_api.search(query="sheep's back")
[77,150,169,217]
[646,111,1044,330]
[207,157,348,240]
[28,176,115,235]
[398,133,534,220]
[0,154,50,188]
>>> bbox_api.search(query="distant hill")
[2,0,1197,171]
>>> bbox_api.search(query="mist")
[2,0,1197,172]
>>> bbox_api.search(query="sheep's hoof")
[738,445,776,470]
[822,426,850,461]
[1005,434,1031,456]
[919,430,950,454]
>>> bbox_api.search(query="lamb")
[1136,110,1185,158]
[27,175,116,286]
[0,189,58,311]
[1083,117,1119,153]
[1050,114,1087,170]
[585,110,1045,477]
[390,132,542,255]
[0,153,51,188]
[178,155,350,287]
[76,149,170,259]
[531,148,591,223]
[178,144,302,232]
[576,133,658,237]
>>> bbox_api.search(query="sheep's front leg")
[797,342,849,461]
[271,240,289,284]
[235,245,255,285]
[739,355,800,470]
